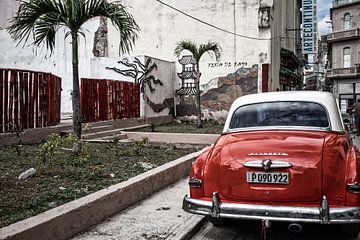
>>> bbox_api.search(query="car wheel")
[340,223,360,238]
[209,216,224,226]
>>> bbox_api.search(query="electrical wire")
[155,0,272,41]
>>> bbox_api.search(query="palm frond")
[84,0,139,55]
[174,40,198,60]
[198,41,222,62]
[174,40,222,64]
[7,0,64,53]
[7,0,139,55]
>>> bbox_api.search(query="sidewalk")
[72,178,204,240]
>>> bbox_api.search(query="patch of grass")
[0,141,196,228]
[130,122,224,134]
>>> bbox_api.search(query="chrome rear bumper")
[183,193,360,224]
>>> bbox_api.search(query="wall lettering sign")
[208,61,248,68]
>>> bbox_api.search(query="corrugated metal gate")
[80,78,140,123]
[0,68,61,132]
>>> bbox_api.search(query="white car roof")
[223,91,345,133]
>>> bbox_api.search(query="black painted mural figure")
[106,57,163,93]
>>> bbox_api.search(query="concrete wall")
[90,56,175,118]
[0,0,19,29]
[0,0,99,113]
[143,56,175,118]
[108,0,271,91]
[0,0,271,116]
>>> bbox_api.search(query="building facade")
[326,0,360,112]
[0,0,304,116]
[269,0,306,92]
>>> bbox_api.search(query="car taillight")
[189,177,202,188]
[347,182,360,194]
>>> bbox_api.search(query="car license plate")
[246,172,289,184]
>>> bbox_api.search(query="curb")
[178,216,207,240]
[1,149,206,240]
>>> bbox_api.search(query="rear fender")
[189,136,226,198]
[345,144,360,205]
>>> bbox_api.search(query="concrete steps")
[82,128,123,140]
[81,124,149,141]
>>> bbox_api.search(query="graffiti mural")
[106,57,163,93]
[201,65,258,111]
[106,57,173,114]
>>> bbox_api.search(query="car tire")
[209,216,224,226]
[340,223,360,238]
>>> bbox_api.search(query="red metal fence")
[81,78,140,122]
[0,68,61,133]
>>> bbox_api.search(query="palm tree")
[175,40,222,128]
[7,0,139,138]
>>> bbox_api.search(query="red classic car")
[183,91,360,238]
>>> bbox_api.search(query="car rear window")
[229,101,330,129]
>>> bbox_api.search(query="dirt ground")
[0,140,197,228]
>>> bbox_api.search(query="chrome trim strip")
[243,160,292,169]
[182,195,360,224]
[248,153,288,156]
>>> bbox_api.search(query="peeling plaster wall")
[1,0,272,116]
[0,4,99,114]
[108,0,271,93]
[201,65,258,111]
[0,0,19,29]
[90,56,175,118]
[143,56,175,118]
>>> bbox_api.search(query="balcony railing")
[333,0,360,8]
[327,28,360,42]
[326,65,360,78]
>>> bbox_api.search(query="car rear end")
[183,92,360,237]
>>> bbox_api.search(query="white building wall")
[1,0,271,115]
[108,0,271,89]
[0,4,98,114]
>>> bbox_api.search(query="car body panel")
[184,91,360,226]
[203,131,325,202]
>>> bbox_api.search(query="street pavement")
[72,178,203,240]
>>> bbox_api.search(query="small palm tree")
[7,0,139,138]
[175,40,222,128]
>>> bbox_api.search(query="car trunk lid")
[204,131,327,203]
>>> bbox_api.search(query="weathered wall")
[143,56,175,118]
[1,0,271,116]
[91,56,175,118]
[330,1,360,103]
[331,40,360,69]
[201,65,258,111]
[0,5,99,114]
[331,3,360,31]
[108,0,271,92]
[0,0,19,29]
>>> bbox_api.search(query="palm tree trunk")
[71,32,82,138]
[196,64,203,128]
